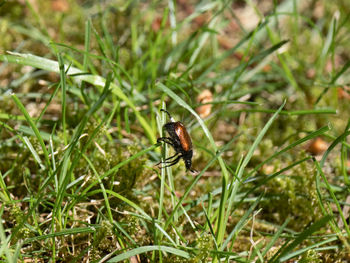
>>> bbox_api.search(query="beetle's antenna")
[189,168,198,174]
[160,109,175,122]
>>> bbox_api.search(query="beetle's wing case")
[174,122,192,151]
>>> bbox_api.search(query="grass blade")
[108,245,190,262]
[0,52,156,143]
[222,100,286,247]
[314,158,350,238]
[11,94,51,169]
[269,215,333,263]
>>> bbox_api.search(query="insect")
[157,109,195,172]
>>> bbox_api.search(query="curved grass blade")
[0,52,156,143]
[248,125,331,178]
[279,236,339,262]
[11,94,51,169]
[320,130,350,168]
[221,193,263,250]
[108,245,190,262]
[268,215,332,263]
[314,159,350,239]
[233,108,337,115]
[222,100,286,247]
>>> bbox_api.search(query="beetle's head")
[184,151,197,173]
[185,158,192,171]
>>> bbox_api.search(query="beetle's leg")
[160,109,172,119]
[157,137,172,144]
[161,155,182,164]
[164,152,180,161]
[157,137,174,147]
[156,153,180,166]
[160,109,175,122]
[162,155,183,166]
[156,153,180,165]
[160,156,182,168]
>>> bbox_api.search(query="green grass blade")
[11,93,51,169]
[0,52,156,143]
[341,120,350,185]
[157,102,167,224]
[108,245,190,262]
[194,19,269,84]
[244,156,312,197]
[22,136,45,170]
[269,215,332,263]
[279,236,339,262]
[97,189,151,221]
[23,227,96,244]
[248,125,331,177]
[83,154,113,222]
[233,108,337,115]
[222,100,286,247]
[320,130,350,168]
[0,212,19,261]
[314,159,350,238]
[261,218,291,260]
[222,193,263,249]
[57,53,67,145]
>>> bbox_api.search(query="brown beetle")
[157,109,195,172]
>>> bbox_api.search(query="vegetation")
[0,0,350,262]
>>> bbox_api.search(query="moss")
[91,220,115,260]
[8,204,32,243]
[121,214,140,236]
[299,250,322,263]
[259,151,323,229]
[191,232,213,263]
[166,232,213,263]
